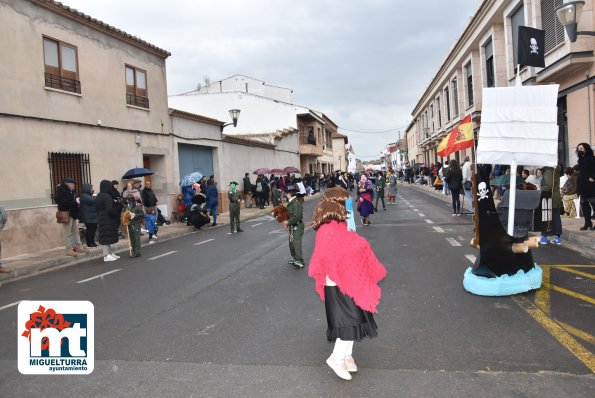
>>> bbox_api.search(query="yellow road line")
[547,283,595,305]
[534,266,550,315]
[556,320,595,346]
[556,266,595,280]
[512,295,595,373]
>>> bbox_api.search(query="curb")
[404,182,595,259]
[0,194,321,286]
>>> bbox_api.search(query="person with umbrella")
[228,181,244,234]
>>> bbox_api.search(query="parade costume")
[308,188,387,381]
[374,175,386,211]
[286,194,304,268]
[122,199,143,257]
[228,182,243,233]
[357,176,374,224]
[387,172,398,204]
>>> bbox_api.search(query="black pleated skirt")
[324,286,378,342]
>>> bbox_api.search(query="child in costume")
[308,187,387,381]
[144,207,159,243]
[124,196,143,257]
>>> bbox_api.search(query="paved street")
[0,186,594,397]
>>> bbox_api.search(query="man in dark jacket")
[242,173,252,208]
[574,143,595,230]
[56,178,87,256]
[79,183,98,248]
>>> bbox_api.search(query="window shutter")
[541,0,565,52]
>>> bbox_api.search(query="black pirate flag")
[518,26,545,68]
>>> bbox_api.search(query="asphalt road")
[0,185,594,397]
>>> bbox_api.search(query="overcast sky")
[60,0,477,158]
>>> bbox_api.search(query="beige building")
[409,0,595,168]
[0,0,174,257]
[0,1,309,260]
[332,132,349,171]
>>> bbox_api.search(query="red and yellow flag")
[437,115,474,157]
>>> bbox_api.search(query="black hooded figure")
[96,180,120,248]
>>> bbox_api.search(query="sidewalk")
[405,182,595,259]
[0,194,320,285]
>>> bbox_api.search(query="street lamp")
[555,1,595,42]
[220,109,241,132]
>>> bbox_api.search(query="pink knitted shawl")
[308,221,387,313]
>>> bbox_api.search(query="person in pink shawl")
[357,174,375,225]
[308,188,387,381]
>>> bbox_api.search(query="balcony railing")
[126,92,149,108]
[44,73,81,94]
[299,132,317,146]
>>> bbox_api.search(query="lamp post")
[220,109,241,132]
[555,1,595,42]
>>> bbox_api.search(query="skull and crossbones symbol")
[477,182,489,201]
[530,38,539,55]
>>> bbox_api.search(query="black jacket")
[96,180,120,245]
[78,183,97,224]
[56,183,79,219]
[142,187,158,207]
[243,176,251,193]
[445,169,463,191]
[574,154,595,198]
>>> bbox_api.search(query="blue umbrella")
[122,167,154,179]
[180,171,204,186]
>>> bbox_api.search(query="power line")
[339,123,409,134]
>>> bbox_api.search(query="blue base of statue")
[463,264,542,296]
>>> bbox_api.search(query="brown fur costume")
[271,204,289,223]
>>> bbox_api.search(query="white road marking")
[458,236,465,242]
[446,237,462,247]
[424,219,434,224]
[148,251,177,261]
[412,208,418,211]
[251,223,263,228]
[226,232,233,235]
[269,229,287,234]
[194,239,215,246]
[433,226,445,233]
[0,301,22,311]
[465,254,476,263]
[418,213,425,217]
[76,269,122,284]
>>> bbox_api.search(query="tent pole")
[507,162,518,236]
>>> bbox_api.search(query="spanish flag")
[437,115,474,157]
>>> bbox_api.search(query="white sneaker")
[345,355,358,372]
[111,253,120,259]
[326,356,351,380]
[104,254,117,262]
[149,240,155,244]
[152,236,158,240]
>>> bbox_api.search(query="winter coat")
[78,183,98,224]
[445,169,463,191]
[141,187,158,207]
[574,154,595,199]
[243,176,251,193]
[540,166,561,209]
[205,184,219,207]
[96,180,120,245]
[55,182,79,219]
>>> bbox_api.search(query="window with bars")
[43,36,80,94]
[125,65,149,108]
[48,152,91,203]
[465,62,474,106]
[541,0,565,52]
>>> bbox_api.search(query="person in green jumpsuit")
[228,182,244,233]
[284,189,304,269]
[125,196,144,258]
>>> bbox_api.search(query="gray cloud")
[59,0,475,157]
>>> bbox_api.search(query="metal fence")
[48,152,92,203]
